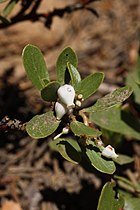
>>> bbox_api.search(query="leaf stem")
[79,110,89,126]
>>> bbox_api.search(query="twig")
[0,0,99,29]
[79,110,89,126]
[0,116,26,132]
[44,2,99,28]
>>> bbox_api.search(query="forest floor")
[0,0,140,209]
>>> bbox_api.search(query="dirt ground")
[0,0,140,209]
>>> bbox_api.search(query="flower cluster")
[54,85,119,159]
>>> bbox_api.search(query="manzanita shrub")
[22,44,140,210]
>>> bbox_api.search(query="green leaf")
[22,44,50,90]
[90,106,140,140]
[124,197,140,210]
[85,86,133,112]
[118,184,140,209]
[75,73,104,99]
[67,63,81,88]
[0,0,8,3]
[0,15,10,23]
[85,140,116,174]
[26,111,60,139]
[56,47,78,84]
[2,0,18,17]
[126,55,140,105]
[126,72,140,105]
[114,154,134,165]
[70,121,102,138]
[97,182,124,210]
[49,138,81,164]
[41,81,60,102]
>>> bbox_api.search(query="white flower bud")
[57,84,75,108]
[101,145,119,159]
[75,100,82,107]
[55,101,67,120]
[62,127,69,134]
[77,94,83,100]
[54,126,69,140]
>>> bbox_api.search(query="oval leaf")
[41,81,60,102]
[124,196,140,210]
[85,86,133,112]
[26,111,60,139]
[70,121,102,138]
[90,107,140,140]
[97,182,124,210]
[67,63,81,88]
[85,140,116,174]
[114,154,134,165]
[22,44,50,90]
[49,138,81,164]
[56,47,78,84]
[75,73,104,99]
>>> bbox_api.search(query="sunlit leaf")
[41,81,60,102]
[22,44,50,90]
[85,86,133,112]
[90,106,140,140]
[2,0,18,17]
[26,111,60,139]
[97,182,124,210]
[75,72,104,99]
[67,63,81,88]
[56,47,77,84]
[70,121,102,138]
[85,140,116,174]
[114,154,134,165]
[49,138,81,164]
